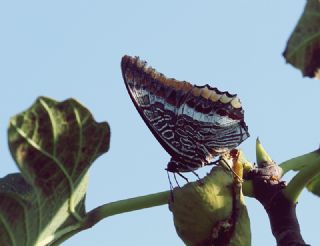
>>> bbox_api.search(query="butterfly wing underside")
[121,55,249,172]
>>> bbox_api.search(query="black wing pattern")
[121,55,249,172]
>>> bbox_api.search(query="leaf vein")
[287,31,320,60]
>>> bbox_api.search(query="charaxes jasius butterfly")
[121,55,249,173]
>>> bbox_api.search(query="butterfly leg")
[167,170,175,202]
[175,172,189,184]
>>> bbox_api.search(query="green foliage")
[279,150,320,203]
[307,173,320,197]
[1,97,110,246]
[283,0,320,78]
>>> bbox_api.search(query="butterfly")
[121,55,249,173]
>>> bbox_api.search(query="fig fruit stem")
[51,191,170,245]
[279,149,320,175]
[281,149,320,203]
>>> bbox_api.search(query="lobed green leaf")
[0,97,110,246]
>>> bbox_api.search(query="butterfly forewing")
[121,55,249,172]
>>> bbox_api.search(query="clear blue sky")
[0,1,319,245]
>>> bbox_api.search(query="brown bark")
[247,164,309,246]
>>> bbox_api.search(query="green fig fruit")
[169,166,251,246]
